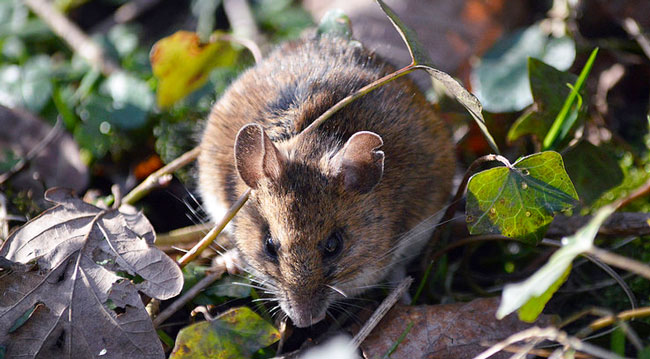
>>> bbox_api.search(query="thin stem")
[23,0,119,76]
[421,154,511,270]
[122,146,201,205]
[0,117,63,186]
[473,326,628,359]
[587,246,650,280]
[156,223,214,247]
[300,65,415,137]
[622,18,650,61]
[350,276,412,349]
[177,189,250,268]
[152,265,226,327]
[617,176,650,210]
[589,306,650,331]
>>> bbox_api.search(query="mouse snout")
[283,294,327,327]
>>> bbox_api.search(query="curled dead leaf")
[0,188,183,358]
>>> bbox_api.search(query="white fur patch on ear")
[331,131,384,194]
[234,123,285,188]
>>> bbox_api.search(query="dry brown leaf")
[0,188,183,358]
[360,297,550,359]
[0,105,88,194]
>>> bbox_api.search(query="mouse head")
[233,123,391,327]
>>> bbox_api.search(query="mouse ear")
[235,123,285,188]
[331,131,384,194]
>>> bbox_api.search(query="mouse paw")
[214,249,243,275]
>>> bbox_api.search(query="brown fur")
[198,33,455,327]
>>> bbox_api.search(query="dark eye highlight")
[321,230,343,258]
[264,233,279,260]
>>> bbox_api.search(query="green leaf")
[466,151,578,244]
[543,48,598,149]
[639,346,650,359]
[508,58,583,143]
[0,55,53,113]
[611,327,625,356]
[375,0,499,154]
[204,275,251,299]
[517,265,571,322]
[471,23,576,113]
[496,204,616,319]
[169,307,280,359]
[317,9,353,40]
[101,71,154,130]
[107,24,140,59]
[563,141,624,206]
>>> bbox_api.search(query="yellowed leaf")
[150,31,238,108]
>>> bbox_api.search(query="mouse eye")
[264,233,279,260]
[321,230,343,258]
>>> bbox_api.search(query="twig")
[92,0,162,34]
[421,154,511,272]
[587,246,650,280]
[582,253,638,310]
[351,276,412,349]
[218,34,263,64]
[589,306,650,331]
[473,326,629,359]
[0,193,8,242]
[156,223,214,247]
[122,146,201,205]
[617,176,650,210]
[622,18,650,61]
[0,117,63,186]
[152,263,226,327]
[300,65,414,137]
[23,0,119,76]
[546,212,650,238]
[223,0,262,46]
[177,189,250,268]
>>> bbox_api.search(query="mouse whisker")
[325,284,348,298]
[328,302,362,326]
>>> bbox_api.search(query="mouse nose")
[288,301,327,327]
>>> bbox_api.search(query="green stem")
[300,65,415,136]
[543,48,598,150]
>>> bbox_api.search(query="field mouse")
[198,32,455,327]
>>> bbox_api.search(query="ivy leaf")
[563,141,624,206]
[497,204,617,320]
[317,8,353,40]
[375,0,499,154]
[0,55,53,113]
[508,58,584,143]
[471,23,576,113]
[169,307,280,359]
[101,71,154,130]
[466,151,578,244]
[150,31,238,108]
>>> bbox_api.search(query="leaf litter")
[0,188,183,359]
